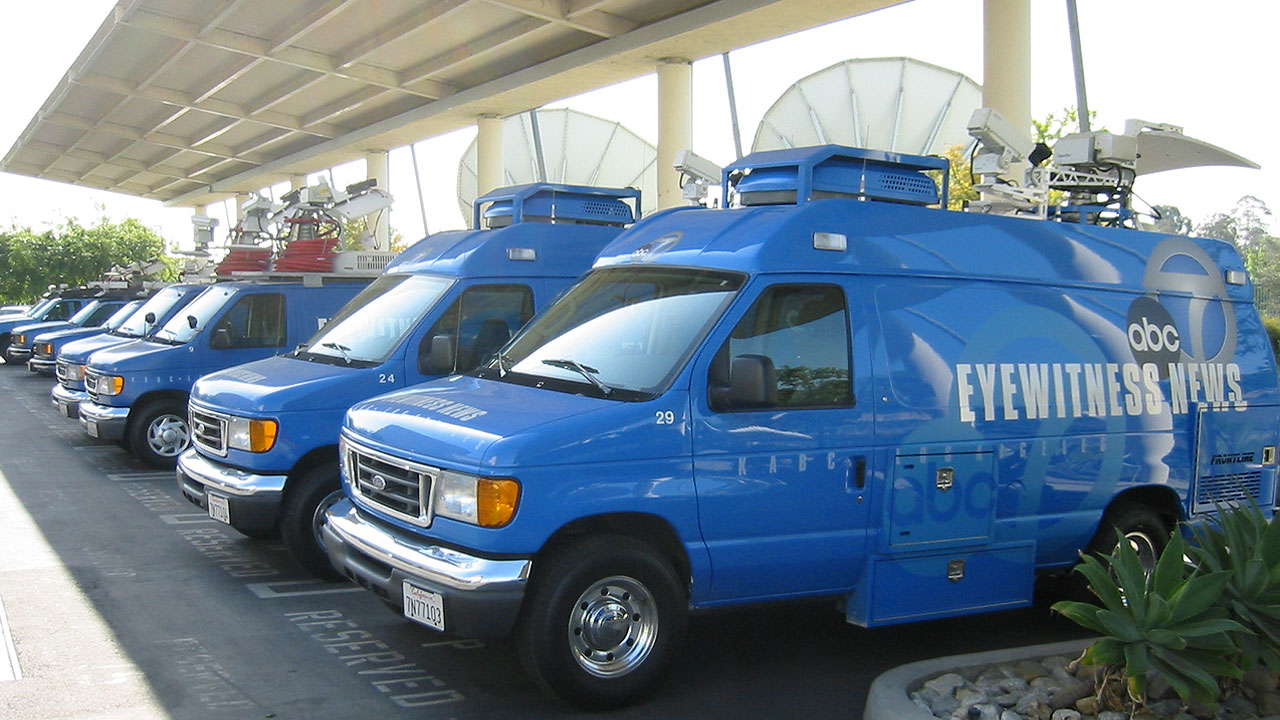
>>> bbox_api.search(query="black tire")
[517,535,687,710]
[1085,502,1172,576]
[129,400,191,468]
[280,464,345,580]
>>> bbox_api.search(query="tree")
[0,216,171,303]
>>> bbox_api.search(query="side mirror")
[711,354,777,410]
[187,315,198,330]
[420,335,455,374]
[144,312,156,325]
[211,328,232,349]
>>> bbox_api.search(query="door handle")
[853,456,866,489]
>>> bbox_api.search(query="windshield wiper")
[541,358,612,396]
[321,341,353,364]
[496,352,513,376]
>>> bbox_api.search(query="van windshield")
[101,301,142,331]
[297,274,454,366]
[23,298,56,318]
[480,266,744,400]
[115,287,191,338]
[68,301,105,325]
[153,286,234,344]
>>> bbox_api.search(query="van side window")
[212,293,286,349]
[710,284,852,411]
[422,285,534,373]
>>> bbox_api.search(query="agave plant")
[1185,498,1280,672]
[1052,528,1246,704]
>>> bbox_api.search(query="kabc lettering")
[1128,316,1180,353]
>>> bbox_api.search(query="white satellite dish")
[458,108,657,227]
[753,57,983,156]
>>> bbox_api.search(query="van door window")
[711,284,852,411]
[422,285,534,373]
[212,293,286,349]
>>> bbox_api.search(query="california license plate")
[57,401,70,417]
[207,493,231,524]
[85,419,98,438]
[402,581,445,631]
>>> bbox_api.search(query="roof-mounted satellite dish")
[753,57,983,156]
[1124,119,1260,176]
[458,108,657,227]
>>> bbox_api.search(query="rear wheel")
[517,535,686,710]
[129,400,190,468]
[280,464,345,580]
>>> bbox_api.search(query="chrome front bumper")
[323,497,530,637]
[176,448,288,498]
[325,498,530,593]
[78,400,129,440]
[51,384,88,418]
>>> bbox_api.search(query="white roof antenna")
[753,57,982,156]
[457,108,657,228]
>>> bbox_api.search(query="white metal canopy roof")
[3,0,901,208]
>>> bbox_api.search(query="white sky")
[1,0,1276,250]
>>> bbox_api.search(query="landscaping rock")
[1048,709,1080,720]
[1074,696,1099,715]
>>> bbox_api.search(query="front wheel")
[280,464,345,580]
[129,401,191,468]
[517,535,687,709]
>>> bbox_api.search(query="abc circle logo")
[1128,314,1180,354]
[1126,296,1181,375]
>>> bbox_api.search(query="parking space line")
[0,596,21,682]
[247,580,367,599]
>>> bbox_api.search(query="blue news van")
[321,146,1280,707]
[27,300,144,375]
[0,292,98,360]
[79,279,370,466]
[177,184,640,577]
[53,284,208,419]
[7,296,137,366]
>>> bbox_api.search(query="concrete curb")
[862,638,1095,720]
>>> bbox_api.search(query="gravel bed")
[912,652,1280,720]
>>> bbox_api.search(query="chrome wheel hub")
[147,415,189,457]
[568,575,657,678]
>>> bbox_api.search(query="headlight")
[91,373,125,396]
[37,342,53,357]
[14,334,24,345]
[434,469,520,528]
[227,416,278,453]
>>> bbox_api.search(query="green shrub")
[1186,499,1280,672]
[1263,316,1280,360]
[1052,528,1245,704]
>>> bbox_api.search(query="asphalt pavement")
[0,362,1089,719]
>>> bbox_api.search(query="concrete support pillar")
[983,0,1032,140]
[476,115,503,202]
[656,58,692,210]
[290,175,306,191]
[228,195,242,230]
[366,150,390,250]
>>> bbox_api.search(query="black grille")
[190,405,228,455]
[344,438,435,526]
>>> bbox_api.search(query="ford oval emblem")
[369,474,388,491]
